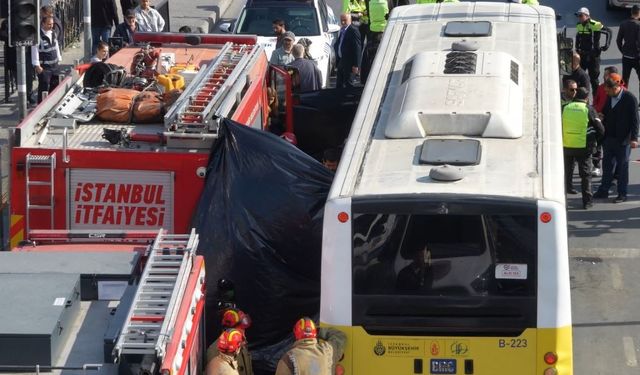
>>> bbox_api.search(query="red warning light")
[540,212,552,223]
[543,352,558,365]
[337,212,349,223]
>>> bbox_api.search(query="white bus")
[321,3,572,375]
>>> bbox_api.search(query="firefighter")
[206,308,253,375]
[275,317,347,375]
[206,329,245,375]
[360,0,388,84]
[575,7,612,95]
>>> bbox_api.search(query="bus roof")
[332,2,565,204]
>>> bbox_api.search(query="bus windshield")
[352,212,537,335]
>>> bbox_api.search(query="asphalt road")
[214,1,640,373]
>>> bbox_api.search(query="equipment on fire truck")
[164,42,262,135]
[113,229,199,374]
[131,45,161,80]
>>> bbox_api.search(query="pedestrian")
[40,5,63,47]
[287,44,322,92]
[593,74,639,203]
[561,79,578,108]
[275,317,347,375]
[120,0,138,19]
[592,66,621,177]
[334,13,362,89]
[270,31,296,66]
[206,329,245,375]
[342,0,367,46]
[562,52,591,94]
[322,148,340,172]
[31,16,62,104]
[91,41,110,63]
[575,7,612,95]
[112,9,139,48]
[205,308,253,375]
[617,5,640,98]
[562,87,604,209]
[91,0,119,54]
[360,0,388,84]
[135,0,166,32]
[273,19,287,49]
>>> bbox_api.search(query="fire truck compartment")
[0,273,81,370]
[0,251,142,300]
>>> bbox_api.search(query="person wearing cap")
[270,31,296,66]
[617,5,640,100]
[113,9,139,48]
[206,308,253,375]
[593,75,639,203]
[562,87,604,209]
[592,66,622,177]
[575,7,612,96]
[275,317,347,375]
[206,329,245,375]
[563,52,591,94]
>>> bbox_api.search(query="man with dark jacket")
[563,52,591,95]
[288,44,322,92]
[112,9,139,48]
[562,87,604,209]
[334,13,362,88]
[617,5,640,99]
[91,0,119,54]
[594,74,640,203]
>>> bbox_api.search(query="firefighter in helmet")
[206,308,253,375]
[275,317,347,375]
[207,328,246,375]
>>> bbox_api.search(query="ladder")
[113,229,199,360]
[25,153,56,234]
[166,42,259,133]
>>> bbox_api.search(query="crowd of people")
[561,6,639,209]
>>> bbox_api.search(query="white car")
[220,0,340,88]
[608,0,640,9]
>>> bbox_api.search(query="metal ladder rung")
[128,323,163,329]
[121,342,157,349]
[147,268,179,274]
[28,204,54,210]
[135,299,170,304]
[145,276,177,282]
[27,181,52,186]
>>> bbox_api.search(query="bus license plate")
[430,359,456,374]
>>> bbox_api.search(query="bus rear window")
[352,214,537,297]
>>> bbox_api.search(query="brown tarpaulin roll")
[96,88,139,123]
[132,91,164,123]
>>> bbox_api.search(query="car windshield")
[236,6,320,37]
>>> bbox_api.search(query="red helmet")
[293,317,317,341]
[221,308,252,330]
[217,328,244,355]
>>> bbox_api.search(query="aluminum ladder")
[166,42,258,133]
[113,229,199,360]
[25,153,56,233]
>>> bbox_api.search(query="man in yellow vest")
[575,7,612,96]
[360,0,388,84]
[562,87,604,209]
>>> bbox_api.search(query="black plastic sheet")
[193,119,333,373]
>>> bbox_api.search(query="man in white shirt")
[31,16,62,103]
[135,0,166,32]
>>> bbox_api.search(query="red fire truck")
[9,32,297,249]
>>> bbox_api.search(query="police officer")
[562,87,604,209]
[360,0,388,84]
[275,317,347,375]
[206,329,245,375]
[575,7,612,96]
[31,16,62,103]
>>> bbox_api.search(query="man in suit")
[334,13,362,88]
[593,73,639,203]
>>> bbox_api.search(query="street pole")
[83,0,92,60]
[16,45,28,120]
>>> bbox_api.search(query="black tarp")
[193,118,333,373]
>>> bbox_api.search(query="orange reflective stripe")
[10,215,25,249]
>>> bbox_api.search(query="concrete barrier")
[199,0,235,33]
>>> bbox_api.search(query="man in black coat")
[593,74,640,203]
[617,5,640,99]
[334,13,362,89]
[562,52,591,95]
[91,0,119,54]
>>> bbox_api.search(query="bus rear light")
[543,351,558,365]
[543,368,557,375]
[335,364,345,375]
[540,212,552,223]
[338,212,349,223]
